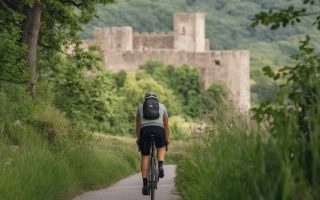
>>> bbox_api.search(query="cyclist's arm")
[136,109,141,140]
[136,118,141,139]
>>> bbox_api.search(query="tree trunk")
[22,0,41,99]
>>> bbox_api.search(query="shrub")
[33,105,70,140]
[169,116,194,140]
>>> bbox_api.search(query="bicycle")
[148,134,158,200]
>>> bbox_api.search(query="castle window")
[181,26,186,35]
[215,60,221,65]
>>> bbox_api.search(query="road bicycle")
[148,134,169,200]
[148,134,158,200]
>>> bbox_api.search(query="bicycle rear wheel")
[150,158,156,199]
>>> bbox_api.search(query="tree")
[0,2,26,84]
[53,45,118,132]
[0,0,114,98]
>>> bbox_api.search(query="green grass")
[165,139,187,164]
[0,130,140,200]
[0,126,185,200]
[176,108,320,200]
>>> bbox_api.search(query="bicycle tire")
[150,151,155,199]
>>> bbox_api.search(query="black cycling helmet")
[145,91,158,100]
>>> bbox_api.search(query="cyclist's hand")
[136,139,140,146]
[165,139,170,146]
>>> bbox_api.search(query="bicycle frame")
[149,135,159,200]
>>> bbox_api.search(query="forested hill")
[80,0,320,67]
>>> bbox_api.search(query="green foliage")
[140,61,205,118]
[169,116,194,140]
[0,0,115,97]
[65,59,225,136]
[202,82,228,113]
[0,8,27,83]
[111,70,181,135]
[252,0,319,30]
[251,67,278,105]
[52,46,118,132]
[113,70,127,89]
[171,65,203,117]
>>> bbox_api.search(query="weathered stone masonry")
[83,13,250,109]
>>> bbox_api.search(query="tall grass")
[176,106,320,200]
[0,129,140,200]
[0,83,140,200]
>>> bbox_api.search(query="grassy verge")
[0,126,185,200]
[176,108,320,200]
[0,130,140,200]
[165,139,187,164]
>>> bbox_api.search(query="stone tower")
[174,13,205,52]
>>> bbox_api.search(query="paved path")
[73,165,180,200]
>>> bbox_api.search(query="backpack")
[143,98,160,119]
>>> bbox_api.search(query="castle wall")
[214,51,250,110]
[93,28,109,52]
[133,32,174,50]
[93,27,133,53]
[195,13,205,52]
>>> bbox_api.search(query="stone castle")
[83,13,250,109]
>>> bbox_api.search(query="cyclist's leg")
[155,126,166,160]
[140,127,152,176]
[157,147,165,161]
[141,155,151,178]
[155,127,166,178]
[139,127,151,195]
[141,155,150,195]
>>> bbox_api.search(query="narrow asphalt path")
[73,165,180,200]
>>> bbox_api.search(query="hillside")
[80,0,320,68]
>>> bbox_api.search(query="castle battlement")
[133,31,174,37]
[84,12,250,109]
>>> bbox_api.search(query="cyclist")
[136,91,170,195]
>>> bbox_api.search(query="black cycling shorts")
[139,126,166,156]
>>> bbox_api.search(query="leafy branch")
[252,0,320,30]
